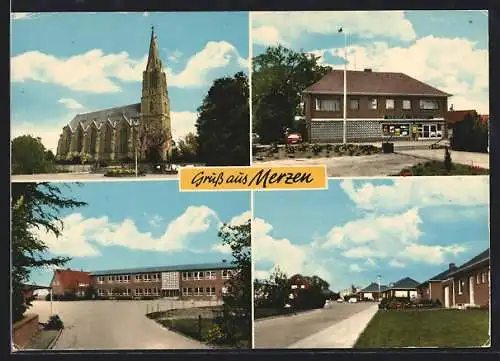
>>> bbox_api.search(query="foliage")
[204,324,226,345]
[12,135,55,174]
[44,315,64,330]
[450,112,488,153]
[138,122,169,163]
[84,285,96,300]
[401,160,489,176]
[196,72,250,166]
[252,46,331,143]
[11,183,87,322]
[172,132,199,163]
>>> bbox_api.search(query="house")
[302,69,451,143]
[441,249,490,308]
[417,263,457,305]
[383,277,420,299]
[89,261,237,301]
[445,109,478,139]
[359,282,389,300]
[50,269,92,297]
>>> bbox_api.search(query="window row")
[97,273,162,284]
[181,270,233,280]
[182,287,217,296]
[315,98,440,112]
[96,288,161,296]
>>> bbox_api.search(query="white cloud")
[11,116,70,153]
[211,243,232,254]
[148,214,164,228]
[314,36,489,113]
[388,259,405,268]
[171,111,198,140]
[341,177,489,212]
[403,243,467,265]
[34,205,221,257]
[228,211,251,226]
[252,11,416,46]
[365,258,377,267]
[349,264,364,273]
[11,40,247,93]
[58,98,85,110]
[11,13,38,21]
[168,50,183,63]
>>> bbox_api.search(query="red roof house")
[50,269,92,297]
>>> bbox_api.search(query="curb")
[48,329,63,350]
[255,308,322,323]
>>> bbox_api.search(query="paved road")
[254,302,375,348]
[29,300,218,350]
[397,149,489,169]
[11,173,178,182]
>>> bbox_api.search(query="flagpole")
[343,30,347,144]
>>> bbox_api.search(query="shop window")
[382,124,410,137]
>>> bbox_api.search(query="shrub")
[285,145,296,154]
[311,144,323,155]
[325,144,333,152]
[204,324,227,345]
[297,143,310,153]
[45,315,64,330]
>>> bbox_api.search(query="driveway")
[11,173,178,182]
[254,302,377,348]
[29,300,214,350]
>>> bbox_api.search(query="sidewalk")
[288,304,378,348]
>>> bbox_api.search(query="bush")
[104,168,146,177]
[311,144,323,155]
[45,315,64,330]
[204,324,227,345]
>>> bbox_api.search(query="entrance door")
[444,286,450,308]
[469,277,475,305]
[421,124,440,139]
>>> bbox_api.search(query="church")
[56,28,172,163]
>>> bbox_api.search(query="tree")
[252,46,331,143]
[218,219,251,346]
[12,135,55,174]
[175,132,198,163]
[84,284,97,300]
[196,72,250,166]
[450,112,488,153]
[137,122,168,163]
[11,183,87,322]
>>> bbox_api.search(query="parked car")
[348,297,358,303]
[287,133,302,144]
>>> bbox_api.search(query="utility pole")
[377,274,381,302]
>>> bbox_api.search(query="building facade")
[359,282,389,300]
[381,277,420,299]
[430,250,490,308]
[303,69,451,143]
[56,28,172,163]
[50,269,92,297]
[89,261,238,301]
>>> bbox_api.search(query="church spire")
[146,26,162,71]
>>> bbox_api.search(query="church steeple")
[146,26,162,71]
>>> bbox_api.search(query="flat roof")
[89,261,237,276]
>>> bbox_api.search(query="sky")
[252,10,489,115]
[10,12,249,152]
[253,177,490,292]
[27,180,250,286]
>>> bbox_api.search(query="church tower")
[141,27,172,161]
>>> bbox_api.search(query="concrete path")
[397,149,489,169]
[288,304,378,348]
[254,302,375,348]
[11,173,178,182]
[29,300,212,350]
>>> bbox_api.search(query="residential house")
[50,269,92,297]
[359,282,389,300]
[383,277,420,299]
[417,263,457,305]
[441,249,490,308]
[303,69,451,143]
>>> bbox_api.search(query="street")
[28,300,217,350]
[254,302,377,348]
[11,173,178,182]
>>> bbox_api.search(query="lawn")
[158,318,214,341]
[254,307,288,319]
[395,161,489,176]
[355,309,489,348]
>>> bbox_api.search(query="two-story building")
[89,261,237,301]
[50,269,92,297]
[302,69,451,143]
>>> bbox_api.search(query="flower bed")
[254,143,381,161]
[104,168,146,177]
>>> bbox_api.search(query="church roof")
[67,103,141,132]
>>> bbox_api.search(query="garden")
[253,143,381,162]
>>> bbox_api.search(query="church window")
[119,125,129,154]
[75,128,84,153]
[89,127,97,155]
[103,125,112,154]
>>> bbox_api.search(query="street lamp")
[377,274,381,302]
[133,120,140,177]
[338,27,348,144]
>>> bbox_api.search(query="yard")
[355,309,489,348]
[395,160,489,176]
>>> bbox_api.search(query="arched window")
[119,125,129,154]
[88,127,97,155]
[75,127,84,153]
[102,125,112,154]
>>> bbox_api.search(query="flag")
[338,27,343,33]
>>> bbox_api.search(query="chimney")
[364,68,372,72]
[449,263,456,270]
[450,104,454,111]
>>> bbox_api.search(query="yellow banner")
[179,166,327,191]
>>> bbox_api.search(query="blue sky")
[253,177,490,292]
[11,12,249,152]
[28,181,250,286]
[252,10,489,115]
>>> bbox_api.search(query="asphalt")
[254,302,376,349]
[29,300,218,350]
[11,173,178,182]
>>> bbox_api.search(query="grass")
[355,309,489,348]
[254,308,288,319]
[158,318,214,341]
[394,161,489,176]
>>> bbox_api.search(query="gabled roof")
[53,269,92,289]
[448,249,489,276]
[360,282,389,293]
[303,70,451,97]
[68,103,141,132]
[418,264,458,287]
[389,277,420,289]
[89,261,237,276]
